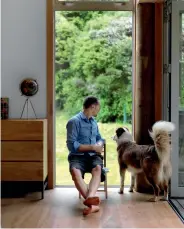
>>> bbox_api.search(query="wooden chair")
[79,142,108,199]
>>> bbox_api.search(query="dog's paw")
[118,190,124,194]
[148,197,158,202]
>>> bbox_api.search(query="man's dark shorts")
[68,154,106,182]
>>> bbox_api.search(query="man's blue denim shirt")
[66,111,104,156]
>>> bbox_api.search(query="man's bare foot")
[83,205,100,216]
[83,197,100,207]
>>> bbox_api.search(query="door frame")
[47,0,163,189]
[170,0,184,198]
[47,0,55,189]
[54,0,134,11]
[47,0,135,188]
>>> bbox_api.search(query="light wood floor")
[1,188,184,228]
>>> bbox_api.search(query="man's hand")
[93,145,103,154]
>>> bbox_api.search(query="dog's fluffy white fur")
[149,121,175,159]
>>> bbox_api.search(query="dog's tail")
[149,121,175,158]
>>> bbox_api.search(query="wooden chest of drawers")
[1,119,48,199]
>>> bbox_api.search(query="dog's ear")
[116,127,126,138]
[124,127,130,132]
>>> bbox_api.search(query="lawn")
[56,111,132,186]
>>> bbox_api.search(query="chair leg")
[104,176,108,199]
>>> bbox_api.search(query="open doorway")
[55,10,133,186]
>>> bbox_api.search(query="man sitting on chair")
[66,96,105,216]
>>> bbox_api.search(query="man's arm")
[66,119,81,153]
[66,119,102,153]
[78,144,103,153]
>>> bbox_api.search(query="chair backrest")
[103,142,106,167]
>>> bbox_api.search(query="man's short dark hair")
[83,96,99,109]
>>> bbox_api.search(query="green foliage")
[55,16,79,65]
[55,11,133,123]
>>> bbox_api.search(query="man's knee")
[71,168,82,181]
[92,165,101,176]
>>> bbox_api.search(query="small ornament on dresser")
[1,97,9,119]
[19,78,39,119]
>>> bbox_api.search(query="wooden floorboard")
[1,188,184,228]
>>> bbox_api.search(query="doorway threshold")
[168,198,184,224]
[55,185,130,188]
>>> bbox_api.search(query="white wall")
[1,0,47,118]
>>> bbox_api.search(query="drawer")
[1,162,44,181]
[1,120,45,140]
[1,141,43,161]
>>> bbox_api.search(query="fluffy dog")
[112,121,175,202]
